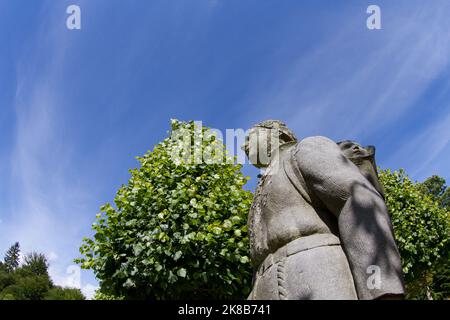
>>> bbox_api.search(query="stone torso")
[248,142,339,268]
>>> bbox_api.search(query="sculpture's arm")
[294,136,405,300]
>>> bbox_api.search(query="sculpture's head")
[243,120,297,168]
[337,140,385,198]
[337,140,375,162]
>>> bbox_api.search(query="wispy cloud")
[1,0,98,293]
[237,1,450,181]
[387,110,450,181]
[238,1,450,180]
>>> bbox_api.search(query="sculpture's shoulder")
[296,136,336,153]
[292,136,338,162]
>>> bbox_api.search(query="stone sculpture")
[244,120,405,300]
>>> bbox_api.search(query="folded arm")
[294,136,405,300]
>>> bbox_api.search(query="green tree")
[0,244,86,300]
[441,188,450,209]
[416,175,450,299]
[0,293,16,300]
[76,120,254,299]
[93,290,124,300]
[0,271,16,292]
[10,275,51,300]
[22,252,49,277]
[419,175,450,211]
[420,175,446,199]
[44,287,85,300]
[379,169,450,299]
[4,242,20,273]
[0,271,51,300]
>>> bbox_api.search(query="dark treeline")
[0,242,85,300]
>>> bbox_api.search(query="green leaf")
[240,256,249,264]
[123,279,136,288]
[174,251,182,261]
[177,268,187,278]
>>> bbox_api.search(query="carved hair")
[253,120,297,143]
[242,120,297,157]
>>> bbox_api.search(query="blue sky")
[1,0,450,298]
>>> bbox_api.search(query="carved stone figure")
[244,120,405,300]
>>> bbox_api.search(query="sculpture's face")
[244,127,280,168]
[338,140,385,198]
[338,140,375,162]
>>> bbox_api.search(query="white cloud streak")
[238,2,450,180]
[387,110,450,180]
[2,0,98,296]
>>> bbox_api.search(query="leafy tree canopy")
[419,175,450,211]
[76,120,254,299]
[379,169,450,299]
[45,287,86,300]
[22,252,49,277]
[0,244,85,300]
[93,290,124,300]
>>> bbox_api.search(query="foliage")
[93,290,125,300]
[76,120,254,299]
[0,293,16,300]
[4,242,20,273]
[0,272,16,292]
[441,188,450,210]
[22,252,49,277]
[419,175,450,211]
[420,175,446,199]
[379,169,450,299]
[45,287,85,300]
[0,275,51,300]
[0,243,85,300]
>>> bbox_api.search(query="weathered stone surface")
[244,120,405,300]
